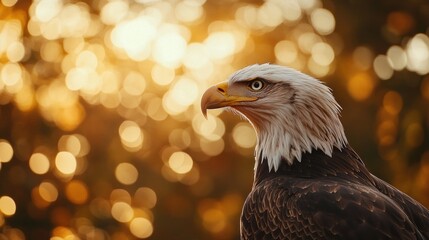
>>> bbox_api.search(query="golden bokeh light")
[33,0,63,23]
[110,16,157,61]
[163,77,199,115]
[38,182,58,203]
[387,46,407,71]
[310,8,335,35]
[58,134,90,157]
[347,72,375,101]
[100,0,129,25]
[29,153,50,175]
[406,123,424,148]
[311,42,335,66]
[151,64,176,86]
[0,196,16,216]
[40,40,63,62]
[353,46,374,70]
[153,30,188,68]
[134,187,157,209]
[374,55,394,80]
[55,151,77,175]
[1,62,22,88]
[377,119,397,147]
[119,121,144,152]
[111,202,134,223]
[275,40,299,65]
[6,41,25,63]
[232,123,256,149]
[175,0,204,23]
[193,114,225,141]
[65,180,89,205]
[204,31,236,61]
[406,33,429,75]
[168,151,193,174]
[123,71,146,96]
[298,32,322,55]
[200,138,225,157]
[383,91,403,115]
[0,140,13,163]
[257,1,283,28]
[199,200,227,234]
[1,0,18,7]
[115,163,139,185]
[51,226,76,239]
[169,129,192,150]
[129,217,153,239]
[14,85,36,112]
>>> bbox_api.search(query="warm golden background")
[0,0,428,239]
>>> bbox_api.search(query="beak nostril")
[217,87,225,94]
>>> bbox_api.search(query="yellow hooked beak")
[201,82,258,118]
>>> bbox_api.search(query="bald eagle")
[201,64,429,240]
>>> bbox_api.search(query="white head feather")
[227,64,348,172]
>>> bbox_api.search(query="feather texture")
[241,146,429,240]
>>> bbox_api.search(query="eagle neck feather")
[227,64,348,173]
[252,82,348,172]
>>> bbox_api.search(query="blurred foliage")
[0,0,428,239]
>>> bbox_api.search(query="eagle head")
[201,64,348,171]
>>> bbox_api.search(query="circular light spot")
[204,31,236,60]
[76,50,98,69]
[55,151,77,175]
[100,0,129,25]
[115,163,139,185]
[134,187,157,209]
[353,46,374,70]
[200,138,225,156]
[151,64,175,86]
[311,42,335,66]
[383,91,403,115]
[175,1,204,23]
[275,40,298,65]
[39,182,58,203]
[347,72,375,101]
[29,153,50,174]
[123,71,146,96]
[153,32,187,68]
[1,0,18,7]
[119,121,143,152]
[34,0,63,22]
[129,217,153,238]
[202,208,226,233]
[110,188,132,204]
[111,202,133,222]
[0,140,13,163]
[373,55,394,80]
[232,123,256,148]
[168,152,193,174]
[7,41,25,62]
[58,134,90,157]
[0,196,16,216]
[65,180,89,204]
[310,8,335,35]
[387,45,407,71]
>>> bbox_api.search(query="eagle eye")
[248,79,265,91]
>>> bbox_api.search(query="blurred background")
[0,0,428,239]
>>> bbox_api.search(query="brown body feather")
[241,145,429,240]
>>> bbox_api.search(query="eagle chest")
[240,177,326,240]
